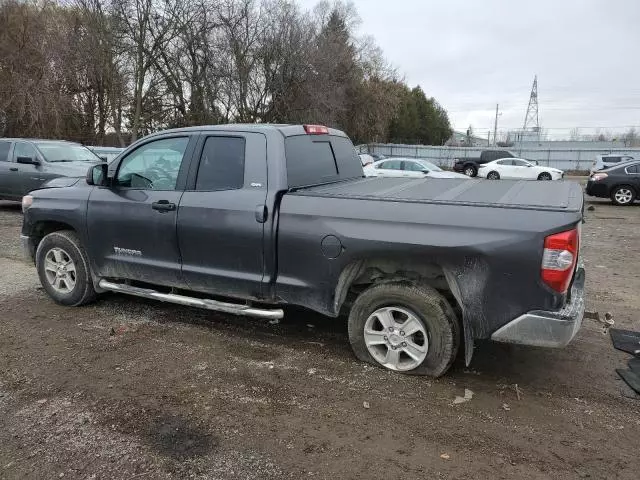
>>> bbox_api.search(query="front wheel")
[463,165,477,177]
[487,171,500,180]
[348,281,459,377]
[537,172,552,181]
[611,185,636,206]
[36,230,97,306]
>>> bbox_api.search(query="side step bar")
[98,280,284,320]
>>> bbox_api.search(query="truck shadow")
[100,293,603,393]
[0,200,22,211]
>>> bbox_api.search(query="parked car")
[88,146,125,162]
[586,160,640,205]
[453,149,516,177]
[478,158,564,181]
[358,153,375,167]
[589,154,635,175]
[21,124,585,377]
[0,138,102,201]
[364,157,469,179]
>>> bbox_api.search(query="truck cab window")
[195,136,246,191]
[115,137,188,190]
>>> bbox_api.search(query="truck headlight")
[22,195,33,213]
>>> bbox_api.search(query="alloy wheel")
[43,247,77,294]
[363,306,429,371]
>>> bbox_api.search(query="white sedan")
[364,158,469,179]
[478,158,564,181]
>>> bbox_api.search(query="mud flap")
[443,268,475,366]
[616,369,640,395]
[610,328,640,356]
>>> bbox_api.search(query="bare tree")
[0,0,451,146]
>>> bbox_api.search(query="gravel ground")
[0,195,639,479]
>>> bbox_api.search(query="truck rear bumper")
[491,267,585,347]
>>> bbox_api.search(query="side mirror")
[86,163,108,186]
[99,156,108,162]
[421,169,430,174]
[17,156,39,165]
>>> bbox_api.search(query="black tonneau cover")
[292,177,584,212]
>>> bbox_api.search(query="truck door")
[0,140,15,198]
[86,134,197,287]
[177,132,268,300]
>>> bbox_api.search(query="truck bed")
[291,177,583,212]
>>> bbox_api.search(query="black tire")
[537,172,552,181]
[348,281,460,377]
[611,185,636,206]
[487,171,500,180]
[463,165,477,177]
[36,230,97,306]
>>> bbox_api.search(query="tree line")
[0,0,452,147]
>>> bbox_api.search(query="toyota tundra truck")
[21,124,585,377]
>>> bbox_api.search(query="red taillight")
[303,124,329,135]
[541,228,579,293]
[591,172,608,181]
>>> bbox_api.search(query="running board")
[98,280,284,320]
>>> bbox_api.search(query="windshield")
[416,159,442,172]
[35,142,101,162]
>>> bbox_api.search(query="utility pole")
[523,75,540,142]
[493,103,499,146]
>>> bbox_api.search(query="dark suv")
[0,139,101,200]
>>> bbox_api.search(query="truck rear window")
[285,135,363,188]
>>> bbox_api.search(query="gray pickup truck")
[21,124,585,377]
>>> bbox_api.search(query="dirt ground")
[1,190,639,480]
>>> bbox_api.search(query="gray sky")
[300,0,640,139]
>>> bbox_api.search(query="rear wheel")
[487,171,500,180]
[348,281,459,377]
[36,230,97,306]
[537,172,552,181]
[463,165,477,177]
[611,185,636,206]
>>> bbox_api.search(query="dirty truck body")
[21,124,585,376]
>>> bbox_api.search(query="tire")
[487,171,500,180]
[611,185,636,206]
[537,172,552,181]
[36,230,97,306]
[463,165,477,177]
[348,281,460,377]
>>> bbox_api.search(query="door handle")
[9,167,18,171]
[151,200,176,212]
[255,204,268,223]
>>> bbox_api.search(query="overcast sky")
[300,0,640,138]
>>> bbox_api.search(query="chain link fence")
[358,144,640,172]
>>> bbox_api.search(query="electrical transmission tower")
[523,75,540,139]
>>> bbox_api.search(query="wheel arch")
[333,258,472,364]
[613,183,637,194]
[31,220,77,250]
